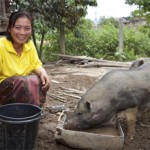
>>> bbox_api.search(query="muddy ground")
[35,63,150,150]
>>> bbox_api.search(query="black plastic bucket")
[0,103,42,150]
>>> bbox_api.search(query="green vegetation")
[14,0,150,62]
[126,0,150,23]
[15,0,97,57]
[42,18,150,62]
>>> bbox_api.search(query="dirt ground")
[35,63,150,150]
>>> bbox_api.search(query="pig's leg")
[125,106,138,140]
[139,105,150,128]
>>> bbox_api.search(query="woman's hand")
[35,67,51,91]
[40,72,50,91]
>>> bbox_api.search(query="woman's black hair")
[6,10,32,42]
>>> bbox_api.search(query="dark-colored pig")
[65,60,150,139]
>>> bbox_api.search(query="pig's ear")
[129,60,144,70]
[85,101,92,111]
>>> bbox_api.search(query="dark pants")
[0,75,46,106]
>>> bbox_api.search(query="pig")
[64,59,150,139]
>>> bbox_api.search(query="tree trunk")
[59,25,65,54]
[39,29,45,59]
[31,27,39,54]
[31,18,39,57]
[118,18,124,53]
[117,18,124,61]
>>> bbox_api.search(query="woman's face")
[9,17,32,45]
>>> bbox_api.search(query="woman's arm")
[35,67,51,91]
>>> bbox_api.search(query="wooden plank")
[78,61,131,68]
[52,54,131,68]
[52,53,102,62]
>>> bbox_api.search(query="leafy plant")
[16,0,97,56]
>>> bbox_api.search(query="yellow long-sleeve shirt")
[0,37,42,82]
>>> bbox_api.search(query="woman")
[0,10,50,106]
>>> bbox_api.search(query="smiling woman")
[8,16,32,55]
[0,10,51,106]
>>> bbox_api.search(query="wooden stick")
[47,92,67,103]
[60,86,84,94]
[51,80,60,84]
[60,90,84,94]
[78,61,130,68]
[50,71,76,75]
[57,91,81,99]
[55,59,63,65]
